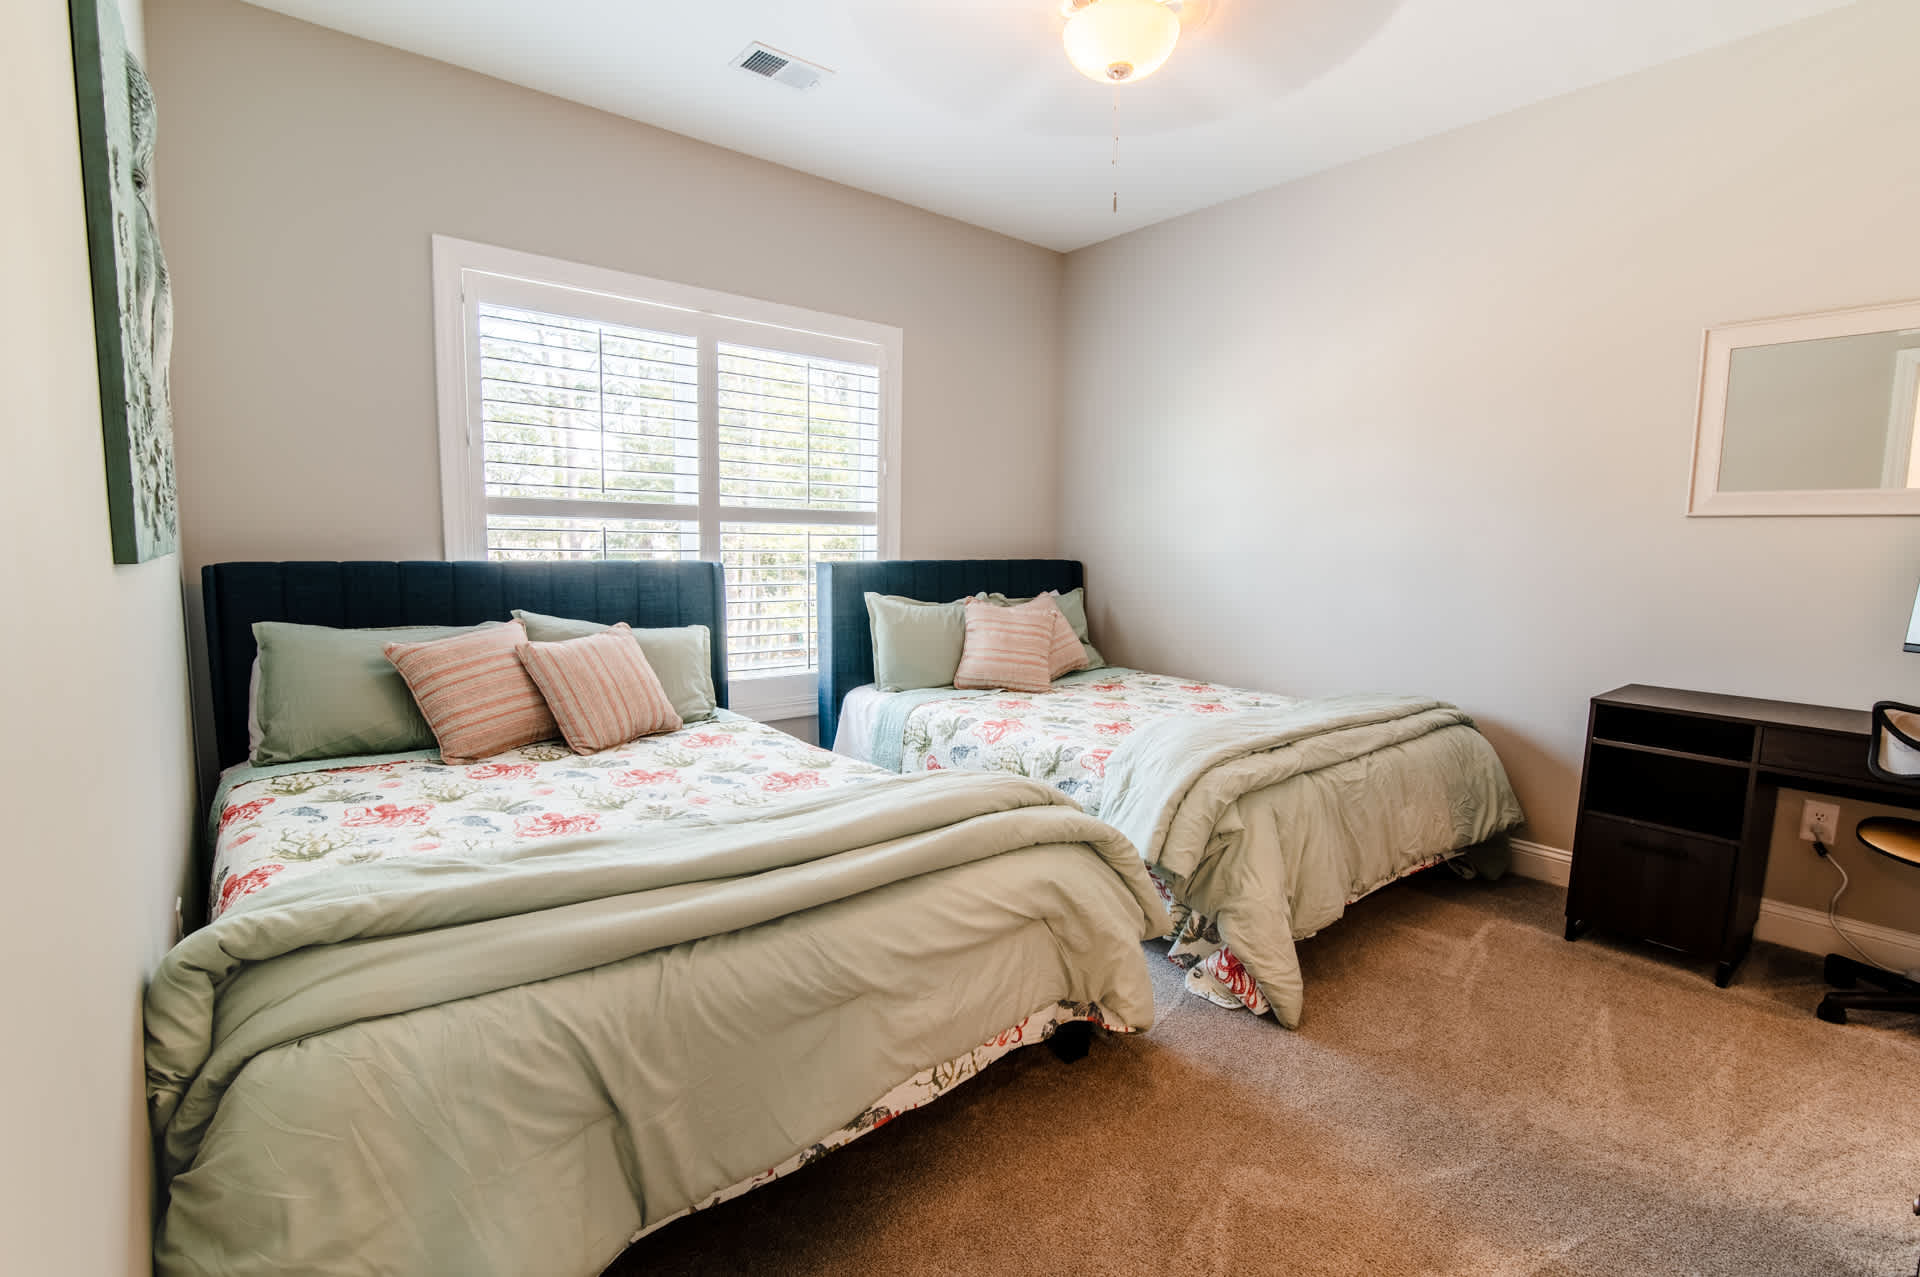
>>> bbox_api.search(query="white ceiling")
[239,0,1858,252]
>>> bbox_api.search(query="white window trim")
[430,235,903,721]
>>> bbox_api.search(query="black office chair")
[1815,701,1920,1025]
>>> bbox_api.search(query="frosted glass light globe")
[1062,0,1181,85]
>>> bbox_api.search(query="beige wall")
[0,0,197,1270]
[148,0,1064,756]
[1062,0,1920,931]
[147,0,1064,573]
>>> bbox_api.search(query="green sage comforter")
[842,672,1524,1026]
[149,753,1167,1276]
[1100,694,1524,1026]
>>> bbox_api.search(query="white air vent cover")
[731,43,831,92]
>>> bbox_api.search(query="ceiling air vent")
[731,42,831,92]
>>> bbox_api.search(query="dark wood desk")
[1565,684,1916,985]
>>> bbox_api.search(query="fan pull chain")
[1111,87,1120,213]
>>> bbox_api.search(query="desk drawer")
[1759,726,1866,781]
[1567,814,1735,955]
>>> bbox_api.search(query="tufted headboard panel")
[201,560,728,769]
[814,559,1084,748]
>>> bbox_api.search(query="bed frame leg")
[1047,1020,1093,1063]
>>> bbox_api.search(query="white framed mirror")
[1688,298,1920,516]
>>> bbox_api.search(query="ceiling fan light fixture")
[1062,0,1181,85]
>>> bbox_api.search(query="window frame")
[431,235,903,721]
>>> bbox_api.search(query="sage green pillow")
[865,593,968,691]
[978,587,1106,669]
[250,621,487,764]
[512,611,717,722]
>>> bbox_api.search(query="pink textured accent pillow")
[1045,601,1089,680]
[384,621,558,764]
[515,623,683,753]
[954,597,1056,694]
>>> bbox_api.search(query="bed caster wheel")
[1563,919,1587,942]
[1047,1021,1093,1063]
[1816,997,1848,1025]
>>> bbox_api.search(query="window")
[433,237,900,720]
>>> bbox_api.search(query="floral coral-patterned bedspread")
[894,668,1292,813]
[209,714,889,920]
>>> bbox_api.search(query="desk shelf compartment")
[1590,703,1755,763]
[1581,742,1749,842]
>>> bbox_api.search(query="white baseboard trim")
[1749,899,1920,972]
[1504,838,1920,970]
[1508,838,1571,887]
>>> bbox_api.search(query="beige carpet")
[610,875,1920,1276]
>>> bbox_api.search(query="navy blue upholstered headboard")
[814,559,1084,748]
[202,560,729,769]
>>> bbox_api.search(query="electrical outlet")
[1799,799,1840,845]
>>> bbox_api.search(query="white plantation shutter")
[477,303,702,561]
[440,244,896,703]
[479,305,699,506]
[717,343,881,674]
[722,521,876,672]
[717,344,880,511]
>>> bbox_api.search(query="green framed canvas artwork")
[70,0,177,563]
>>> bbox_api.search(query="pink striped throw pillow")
[954,597,1057,694]
[515,623,683,753]
[384,620,558,764]
[973,591,1086,681]
[1045,600,1089,680]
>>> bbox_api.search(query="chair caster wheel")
[1823,953,1859,988]
[1816,997,1848,1025]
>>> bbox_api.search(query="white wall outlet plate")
[1799,799,1841,844]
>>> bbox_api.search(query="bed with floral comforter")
[835,670,1524,1025]
[155,714,1167,1276]
[207,712,890,918]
